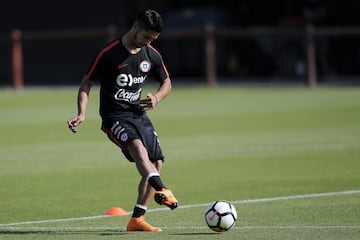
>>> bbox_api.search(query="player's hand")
[67,116,84,133]
[139,93,159,111]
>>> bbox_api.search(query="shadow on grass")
[170,232,219,236]
[0,229,126,236]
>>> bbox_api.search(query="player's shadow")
[171,232,219,236]
[0,229,127,236]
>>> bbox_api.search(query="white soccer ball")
[205,200,237,232]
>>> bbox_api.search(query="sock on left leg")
[132,204,147,218]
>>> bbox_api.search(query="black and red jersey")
[85,38,169,118]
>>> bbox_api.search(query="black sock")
[148,175,165,191]
[132,205,146,218]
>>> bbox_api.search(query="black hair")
[136,9,164,33]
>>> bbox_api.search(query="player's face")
[134,29,160,47]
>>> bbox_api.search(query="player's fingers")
[68,119,76,127]
[138,103,153,111]
[67,118,80,133]
[69,126,78,133]
[146,93,157,105]
[139,100,152,107]
[140,106,152,111]
[139,101,149,107]
[67,123,77,133]
[145,94,158,109]
[139,98,151,104]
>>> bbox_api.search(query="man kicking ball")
[68,9,178,232]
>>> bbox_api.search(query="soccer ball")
[205,200,237,232]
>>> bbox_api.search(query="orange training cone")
[105,207,129,216]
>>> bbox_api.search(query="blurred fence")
[1,25,360,89]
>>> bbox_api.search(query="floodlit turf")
[0,86,360,240]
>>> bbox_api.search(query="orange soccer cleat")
[126,216,162,232]
[154,188,178,210]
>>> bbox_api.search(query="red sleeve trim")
[148,44,169,78]
[86,40,121,79]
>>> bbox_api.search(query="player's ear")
[133,21,140,31]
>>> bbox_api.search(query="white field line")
[2,226,360,232]
[0,190,359,227]
[148,189,360,212]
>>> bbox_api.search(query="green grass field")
[0,86,359,240]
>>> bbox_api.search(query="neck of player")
[122,34,141,54]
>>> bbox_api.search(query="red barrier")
[11,29,24,90]
[8,25,360,88]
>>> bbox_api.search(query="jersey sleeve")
[85,50,104,82]
[85,40,120,82]
[148,45,170,82]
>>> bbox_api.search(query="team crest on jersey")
[139,60,151,73]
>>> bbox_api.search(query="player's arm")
[67,76,95,133]
[140,77,172,111]
[153,77,172,104]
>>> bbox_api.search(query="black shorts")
[101,115,164,162]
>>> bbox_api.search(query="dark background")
[1,0,360,86]
[1,0,359,31]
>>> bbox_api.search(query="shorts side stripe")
[101,125,125,149]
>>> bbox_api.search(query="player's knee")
[127,140,148,161]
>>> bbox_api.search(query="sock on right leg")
[146,173,165,191]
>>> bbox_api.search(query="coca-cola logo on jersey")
[114,88,141,102]
[114,73,145,102]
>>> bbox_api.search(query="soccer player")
[67,9,178,232]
